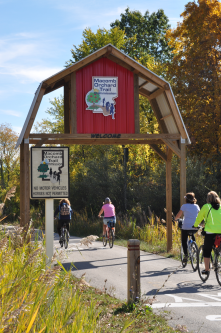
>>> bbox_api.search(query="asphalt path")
[54,234,221,333]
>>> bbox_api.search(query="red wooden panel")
[76,57,135,134]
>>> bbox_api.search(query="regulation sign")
[31,147,69,199]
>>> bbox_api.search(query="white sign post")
[45,199,54,265]
[30,147,69,265]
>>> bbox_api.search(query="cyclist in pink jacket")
[98,197,116,237]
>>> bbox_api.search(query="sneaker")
[183,255,188,264]
[201,269,210,275]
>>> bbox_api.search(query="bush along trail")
[0,222,185,333]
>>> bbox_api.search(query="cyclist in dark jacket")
[54,199,72,238]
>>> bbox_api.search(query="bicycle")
[60,223,69,249]
[102,218,115,249]
[198,232,221,285]
[177,218,198,271]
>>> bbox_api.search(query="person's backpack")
[59,203,71,220]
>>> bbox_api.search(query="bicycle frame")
[102,219,115,248]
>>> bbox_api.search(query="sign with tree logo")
[85,76,118,119]
[31,147,69,199]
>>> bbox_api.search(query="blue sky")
[0,0,189,135]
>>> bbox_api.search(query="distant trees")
[0,124,19,189]
[0,124,20,218]
[65,27,134,65]
[166,0,221,160]
[110,7,172,62]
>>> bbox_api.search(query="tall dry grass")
[0,224,99,333]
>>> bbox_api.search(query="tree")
[37,162,49,178]
[86,90,101,109]
[0,124,20,219]
[0,124,19,188]
[34,96,64,133]
[65,27,136,65]
[110,7,172,62]
[166,0,221,160]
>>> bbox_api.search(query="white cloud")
[3,66,63,82]
[54,3,129,29]
[0,32,63,83]
[1,110,22,117]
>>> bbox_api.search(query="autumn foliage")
[166,0,221,159]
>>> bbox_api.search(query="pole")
[124,148,127,211]
[180,139,186,207]
[166,148,173,252]
[45,199,54,266]
[127,239,140,303]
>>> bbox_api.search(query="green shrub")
[0,227,99,332]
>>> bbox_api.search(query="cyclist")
[175,192,200,265]
[193,191,221,275]
[54,199,73,245]
[98,197,116,237]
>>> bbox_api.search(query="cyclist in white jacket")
[175,192,200,264]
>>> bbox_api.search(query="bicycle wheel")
[103,233,107,247]
[198,245,210,282]
[60,228,64,247]
[180,245,187,268]
[64,229,68,249]
[190,242,198,272]
[215,248,221,286]
[109,229,114,248]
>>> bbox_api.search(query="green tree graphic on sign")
[37,162,49,178]
[87,90,101,110]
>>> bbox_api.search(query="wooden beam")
[44,47,108,86]
[149,99,168,134]
[160,114,172,121]
[180,140,186,206]
[29,133,180,139]
[106,54,134,71]
[64,81,70,133]
[104,45,113,56]
[162,139,181,158]
[20,140,30,227]
[111,48,166,89]
[139,81,148,89]
[24,87,45,138]
[70,72,77,134]
[44,75,71,95]
[148,88,164,101]
[166,148,173,252]
[164,90,188,139]
[35,138,47,147]
[134,74,140,134]
[138,72,166,89]
[149,144,167,161]
[29,139,163,145]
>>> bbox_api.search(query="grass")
[0,222,186,333]
[77,279,183,332]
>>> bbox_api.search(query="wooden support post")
[64,81,70,133]
[166,148,173,252]
[180,139,186,207]
[127,239,140,303]
[20,139,30,227]
[134,74,140,134]
[70,72,77,134]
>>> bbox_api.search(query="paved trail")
[54,234,221,333]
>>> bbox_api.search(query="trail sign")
[31,147,69,199]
